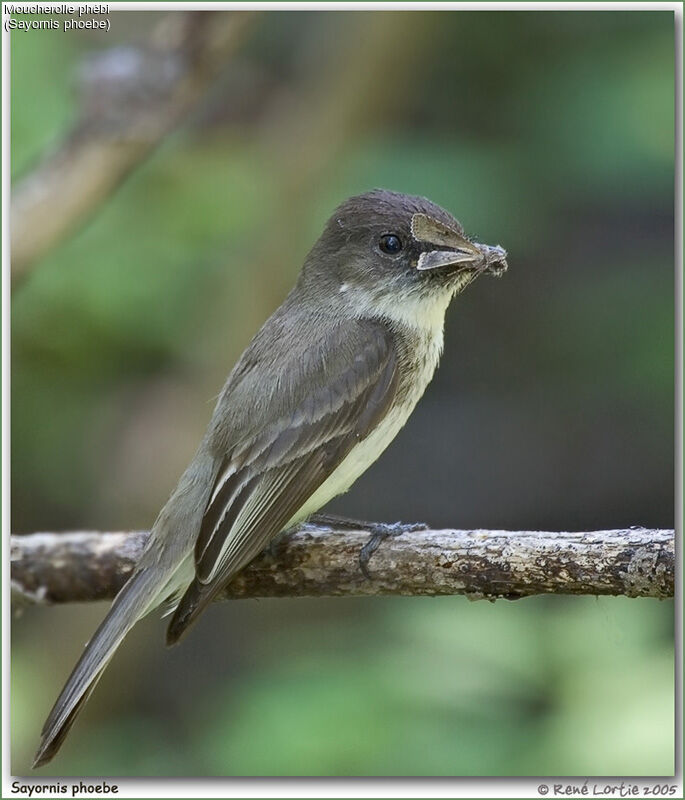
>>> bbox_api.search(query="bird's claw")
[359,521,428,579]
[305,513,427,579]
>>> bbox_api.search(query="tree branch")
[10,526,674,606]
[10,10,257,285]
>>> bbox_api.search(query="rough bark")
[10,526,674,606]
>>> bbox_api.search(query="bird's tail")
[32,449,218,768]
[32,563,170,768]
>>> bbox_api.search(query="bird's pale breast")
[289,311,446,525]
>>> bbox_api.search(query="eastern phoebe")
[33,189,508,767]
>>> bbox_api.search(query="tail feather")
[33,450,220,767]
[33,566,164,767]
[165,577,217,647]
[33,674,102,768]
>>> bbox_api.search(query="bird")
[33,188,508,767]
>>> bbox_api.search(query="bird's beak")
[411,213,508,276]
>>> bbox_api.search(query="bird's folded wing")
[166,318,398,642]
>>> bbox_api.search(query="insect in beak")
[411,213,508,276]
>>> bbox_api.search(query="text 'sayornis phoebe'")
[34,189,508,766]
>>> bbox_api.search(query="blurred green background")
[11,10,674,776]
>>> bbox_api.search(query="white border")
[2,2,682,798]
[2,0,11,792]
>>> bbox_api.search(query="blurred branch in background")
[10,10,257,287]
[11,526,674,606]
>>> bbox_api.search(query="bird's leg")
[304,512,373,531]
[306,513,428,579]
[262,514,373,561]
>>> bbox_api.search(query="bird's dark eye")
[379,234,403,255]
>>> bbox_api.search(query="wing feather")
[166,320,399,644]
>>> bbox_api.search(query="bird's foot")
[305,513,427,578]
[358,521,428,579]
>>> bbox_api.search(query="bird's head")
[301,189,508,314]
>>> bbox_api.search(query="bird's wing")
[166,317,399,643]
